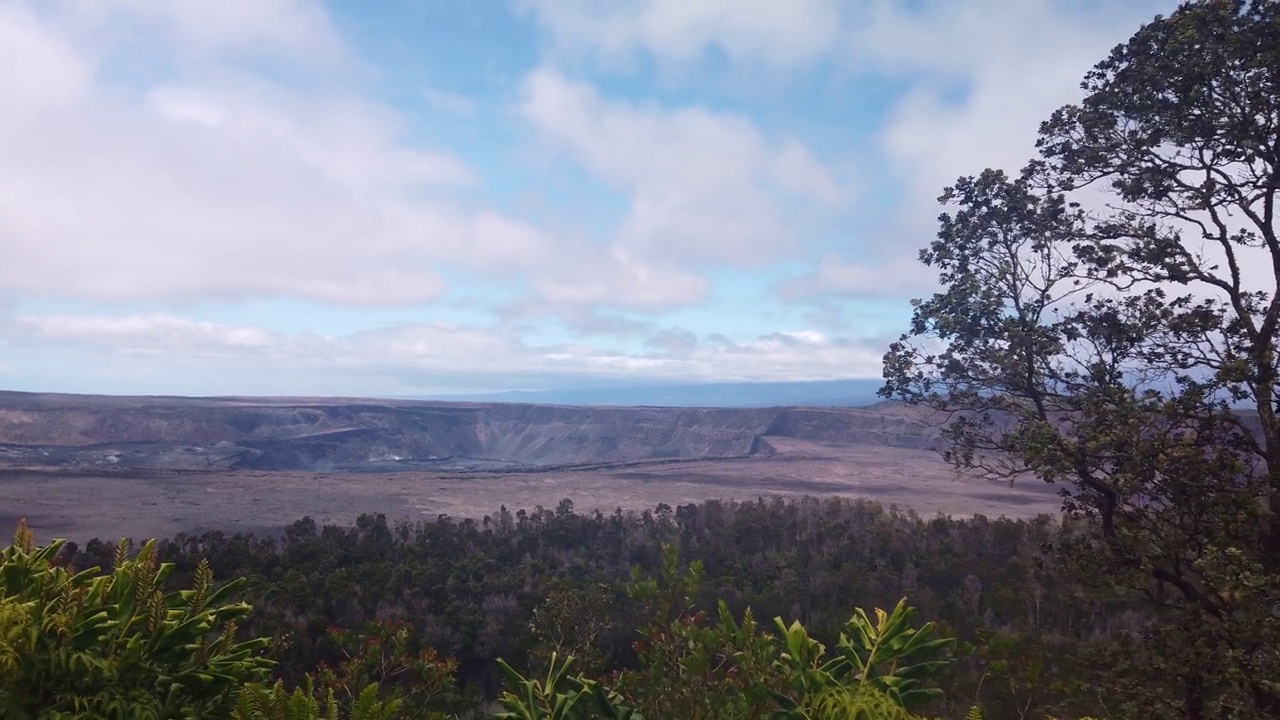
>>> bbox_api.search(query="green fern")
[768,684,922,720]
[233,678,403,720]
[811,686,921,720]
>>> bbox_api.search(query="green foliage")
[233,677,403,720]
[315,620,460,719]
[793,687,921,720]
[768,599,950,720]
[769,619,917,720]
[972,628,1093,720]
[0,522,458,720]
[619,599,781,720]
[528,580,616,676]
[616,545,781,719]
[842,599,953,708]
[505,547,955,720]
[768,685,920,720]
[494,653,641,720]
[625,542,704,626]
[0,520,271,719]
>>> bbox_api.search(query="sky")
[0,0,1176,397]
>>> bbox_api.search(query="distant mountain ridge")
[0,389,933,473]
[418,379,885,408]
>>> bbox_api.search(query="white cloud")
[0,4,92,140]
[772,141,843,207]
[522,5,1172,226]
[0,3,726,314]
[869,1,1174,228]
[644,327,698,354]
[523,0,1176,312]
[0,4,478,307]
[146,84,477,192]
[780,254,934,301]
[69,0,346,63]
[18,314,278,354]
[531,256,710,310]
[523,0,1170,83]
[660,328,882,382]
[521,0,843,68]
[521,68,843,268]
[6,312,884,385]
[0,74,463,305]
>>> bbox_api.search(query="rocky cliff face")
[0,392,940,472]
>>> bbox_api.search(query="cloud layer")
[8,312,886,395]
[0,0,1179,395]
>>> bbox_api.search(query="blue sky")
[0,0,1173,397]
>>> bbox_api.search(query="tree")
[882,1,1280,717]
[527,579,617,677]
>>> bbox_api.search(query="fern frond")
[811,685,922,720]
[11,519,34,552]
